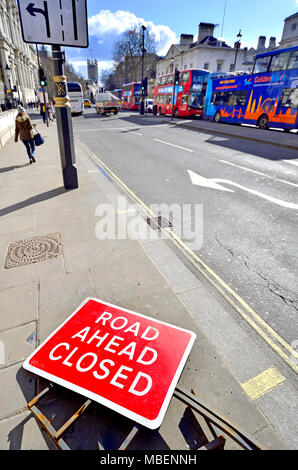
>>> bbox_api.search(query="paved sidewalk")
[0,114,288,450]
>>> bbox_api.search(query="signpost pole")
[36,44,49,127]
[52,45,78,190]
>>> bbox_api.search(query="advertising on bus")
[153,69,210,118]
[121,82,141,110]
[67,82,84,115]
[203,46,298,131]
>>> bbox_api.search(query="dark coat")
[15,114,34,142]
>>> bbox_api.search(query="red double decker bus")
[121,82,142,110]
[153,69,210,118]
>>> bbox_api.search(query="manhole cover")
[5,233,62,269]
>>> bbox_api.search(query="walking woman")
[15,105,36,163]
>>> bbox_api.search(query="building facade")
[0,0,38,110]
[87,59,98,84]
[244,12,298,69]
[156,23,249,77]
[280,12,298,48]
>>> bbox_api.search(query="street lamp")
[4,63,13,108]
[233,30,242,72]
[141,25,147,82]
[140,25,147,115]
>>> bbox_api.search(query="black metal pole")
[234,42,239,71]
[140,25,146,115]
[36,45,49,127]
[51,45,78,190]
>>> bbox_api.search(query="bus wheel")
[174,108,179,118]
[214,112,221,123]
[283,128,290,133]
[257,114,269,129]
[159,107,162,115]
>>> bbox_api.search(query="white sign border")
[23,297,196,430]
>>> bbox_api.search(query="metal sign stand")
[27,382,262,451]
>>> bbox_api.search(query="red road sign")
[23,298,196,429]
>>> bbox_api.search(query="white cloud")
[88,9,178,56]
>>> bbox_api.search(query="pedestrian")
[40,103,46,123]
[49,101,55,120]
[47,103,54,122]
[15,105,36,164]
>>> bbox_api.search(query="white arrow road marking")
[283,159,298,167]
[188,169,298,210]
[188,170,235,192]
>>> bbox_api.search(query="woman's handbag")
[33,131,44,146]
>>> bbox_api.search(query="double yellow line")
[77,137,298,374]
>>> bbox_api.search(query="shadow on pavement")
[0,186,65,217]
[0,164,30,173]
[203,134,298,161]
[119,115,170,127]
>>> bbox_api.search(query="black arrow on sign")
[26,1,51,38]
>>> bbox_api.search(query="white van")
[145,98,153,113]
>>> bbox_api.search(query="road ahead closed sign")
[23,298,196,429]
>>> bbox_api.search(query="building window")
[217,61,223,72]
[292,23,297,31]
[229,64,235,72]
[204,62,209,70]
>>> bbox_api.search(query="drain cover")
[5,233,62,269]
[146,216,172,230]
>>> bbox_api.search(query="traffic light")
[141,77,148,97]
[174,69,180,86]
[39,67,47,87]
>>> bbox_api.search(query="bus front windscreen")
[67,82,82,93]
[189,91,204,109]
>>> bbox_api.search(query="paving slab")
[39,269,96,341]
[0,322,36,368]
[0,410,56,450]
[0,282,38,331]
[0,364,35,420]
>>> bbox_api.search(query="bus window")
[269,52,291,71]
[279,88,298,109]
[254,56,271,73]
[211,91,248,107]
[179,72,190,84]
[181,94,188,106]
[288,50,298,70]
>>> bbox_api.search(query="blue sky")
[65,0,298,81]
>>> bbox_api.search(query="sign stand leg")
[52,45,78,190]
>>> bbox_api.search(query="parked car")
[145,98,153,113]
[84,99,91,108]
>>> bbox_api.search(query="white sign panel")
[17,0,89,48]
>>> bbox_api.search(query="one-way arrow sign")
[26,2,51,38]
[17,0,88,48]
